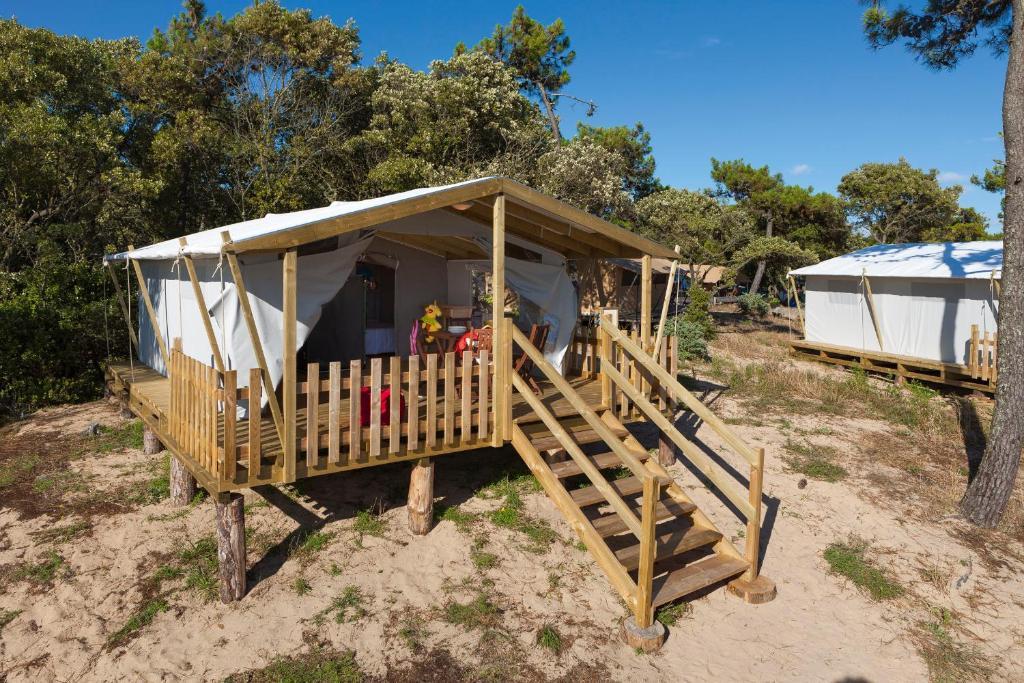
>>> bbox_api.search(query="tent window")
[505,242,541,263]
[911,282,966,303]
[826,278,859,304]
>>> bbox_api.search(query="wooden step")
[612,524,722,571]
[528,422,629,452]
[651,555,748,608]
[570,475,645,507]
[590,498,697,538]
[548,447,651,479]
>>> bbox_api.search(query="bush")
[682,286,714,337]
[737,293,771,317]
[661,317,709,362]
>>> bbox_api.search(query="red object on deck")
[359,386,406,427]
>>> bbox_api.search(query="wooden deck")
[106,359,607,491]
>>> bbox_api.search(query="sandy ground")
[1,338,1023,681]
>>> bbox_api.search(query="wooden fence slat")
[444,352,455,446]
[329,361,341,465]
[249,369,261,481]
[349,360,362,462]
[461,350,472,443]
[370,358,382,459]
[658,335,668,411]
[479,350,489,440]
[426,354,438,448]
[306,362,319,469]
[207,364,217,475]
[389,356,401,454]
[408,355,420,450]
[224,370,237,481]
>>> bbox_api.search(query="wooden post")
[407,458,435,535]
[788,275,804,334]
[143,427,163,455]
[491,193,506,446]
[652,245,680,357]
[861,270,884,351]
[179,238,226,373]
[127,247,171,370]
[640,254,653,351]
[600,309,618,410]
[282,248,298,484]
[215,492,246,602]
[169,456,197,506]
[727,447,776,604]
[621,474,666,652]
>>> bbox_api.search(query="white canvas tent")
[788,241,1002,365]
[105,178,674,411]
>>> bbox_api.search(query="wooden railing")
[598,315,765,590]
[168,345,496,490]
[968,324,998,384]
[510,324,671,628]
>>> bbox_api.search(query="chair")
[409,319,442,363]
[513,323,550,396]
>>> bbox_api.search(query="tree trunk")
[658,431,675,467]
[170,456,197,507]
[748,213,774,294]
[216,492,246,602]
[960,1,1024,527]
[537,84,562,143]
[142,427,163,455]
[407,458,435,535]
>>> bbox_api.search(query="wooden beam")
[452,204,594,257]
[477,196,627,257]
[104,261,139,354]
[640,254,653,350]
[788,275,805,334]
[179,238,226,373]
[492,194,507,446]
[282,248,298,484]
[220,232,286,446]
[861,270,885,352]
[127,246,171,370]
[651,245,684,356]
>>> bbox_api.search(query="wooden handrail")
[600,317,759,466]
[603,362,756,520]
[512,372,645,539]
[510,325,663,485]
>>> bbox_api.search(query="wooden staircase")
[508,320,775,648]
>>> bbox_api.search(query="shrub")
[661,317,709,361]
[682,286,714,337]
[737,293,771,317]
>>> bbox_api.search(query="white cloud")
[791,163,811,176]
[938,171,966,183]
[702,36,721,47]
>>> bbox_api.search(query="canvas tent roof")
[105,176,675,262]
[789,241,1002,280]
[608,258,725,284]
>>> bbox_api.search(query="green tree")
[837,158,962,243]
[920,207,990,241]
[863,0,1020,528]
[972,154,1006,220]
[576,122,662,199]
[465,5,579,142]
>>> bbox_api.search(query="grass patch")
[105,599,168,650]
[444,593,501,630]
[12,550,66,584]
[293,576,311,596]
[30,520,90,545]
[316,586,366,624]
[783,439,848,483]
[94,420,146,452]
[176,536,219,601]
[398,614,427,652]
[912,608,991,683]
[290,529,334,564]
[470,537,499,570]
[435,503,477,533]
[0,454,41,490]
[225,648,362,683]
[353,508,387,543]
[655,602,692,627]
[535,624,562,654]
[480,474,556,552]
[823,538,904,601]
[0,609,21,633]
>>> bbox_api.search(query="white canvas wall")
[803,275,999,364]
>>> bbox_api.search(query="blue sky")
[6,0,1008,229]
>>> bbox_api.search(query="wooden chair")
[513,323,550,396]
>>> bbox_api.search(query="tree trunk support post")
[142,427,164,455]
[657,430,675,467]
[407,457,435,535]
[215,492,246,603]
[169,456,197,506]
[491,194,507,446]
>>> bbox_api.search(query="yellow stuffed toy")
[419,301,443,343]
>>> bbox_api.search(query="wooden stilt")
[407,458,435,535]
[119,401,134,419]
[142,427,163,455]
[657,431,675,467]
[170,456,197,507]
[216,492,246,602]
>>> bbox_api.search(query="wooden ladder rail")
[599,316,765,585]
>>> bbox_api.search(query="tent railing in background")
[968,324,998,385]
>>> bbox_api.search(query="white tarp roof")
[105,177,497,261]
[789,241,1002,280]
